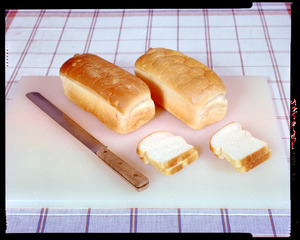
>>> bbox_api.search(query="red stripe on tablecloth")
[177,208,182,232]
[113,9,125,65]
[8,8,291,18]
[220,208,231,233]
[130,208,134,232]
[220,208,227,232]
[268,209,277,237]
[83,9,99,54]
[224,208,231,233]
[134,208,138,232]
[203,9,212,68]
[5,35,291,42]
[5,9,18,34]
[232,9,245,75]
[129,208,132,232]
[36,208,48,233]
[40,208,48,233]
[130,208,138,233]
[285,2,292,17]
[45,10,71,76]
[5,10,45,98]
[145,9,153,52]
[4,50,291,57]
[6,24,291,31]
[177,9,180,51]
[85,208,91,233]
[6,25,291,32]
[257,3,289,128]
[36,208,44,233]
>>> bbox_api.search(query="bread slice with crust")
[137,131,198,175]
[210,122,271,173]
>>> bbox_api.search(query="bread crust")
[160,150,198,175]
[135,48,227,129]
[59,53,155,134]
[210,122,272,173]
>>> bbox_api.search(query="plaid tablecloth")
[5,3,291,236]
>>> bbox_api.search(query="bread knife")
[26,92,149,192]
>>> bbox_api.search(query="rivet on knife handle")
[97,148,149,192]
[26,92,149,192]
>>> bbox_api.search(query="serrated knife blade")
[26,92,149,192]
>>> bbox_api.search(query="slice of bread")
[137,131,198,175]
[210,122,271,173]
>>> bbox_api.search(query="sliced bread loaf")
[210,122,271,173]
[137,131,198,175]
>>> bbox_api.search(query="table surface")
[5,4,291,236]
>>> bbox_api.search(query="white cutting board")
[6,76,290,209]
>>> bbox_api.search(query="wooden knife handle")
[96,147,149,192]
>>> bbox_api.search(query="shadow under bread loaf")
[59,53,155,134]
[135,48,228,130]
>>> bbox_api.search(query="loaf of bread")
[135,48,227,130]
[210,122,272,173]
[59,53,155,134]
[137,131,198,175]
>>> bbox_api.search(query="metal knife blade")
[26,92,149,192]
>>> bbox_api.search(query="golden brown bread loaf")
[135,48,228,130]
[59,53,155,134]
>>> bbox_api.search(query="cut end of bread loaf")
[137,131,198,175]
[210,122,271,173]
